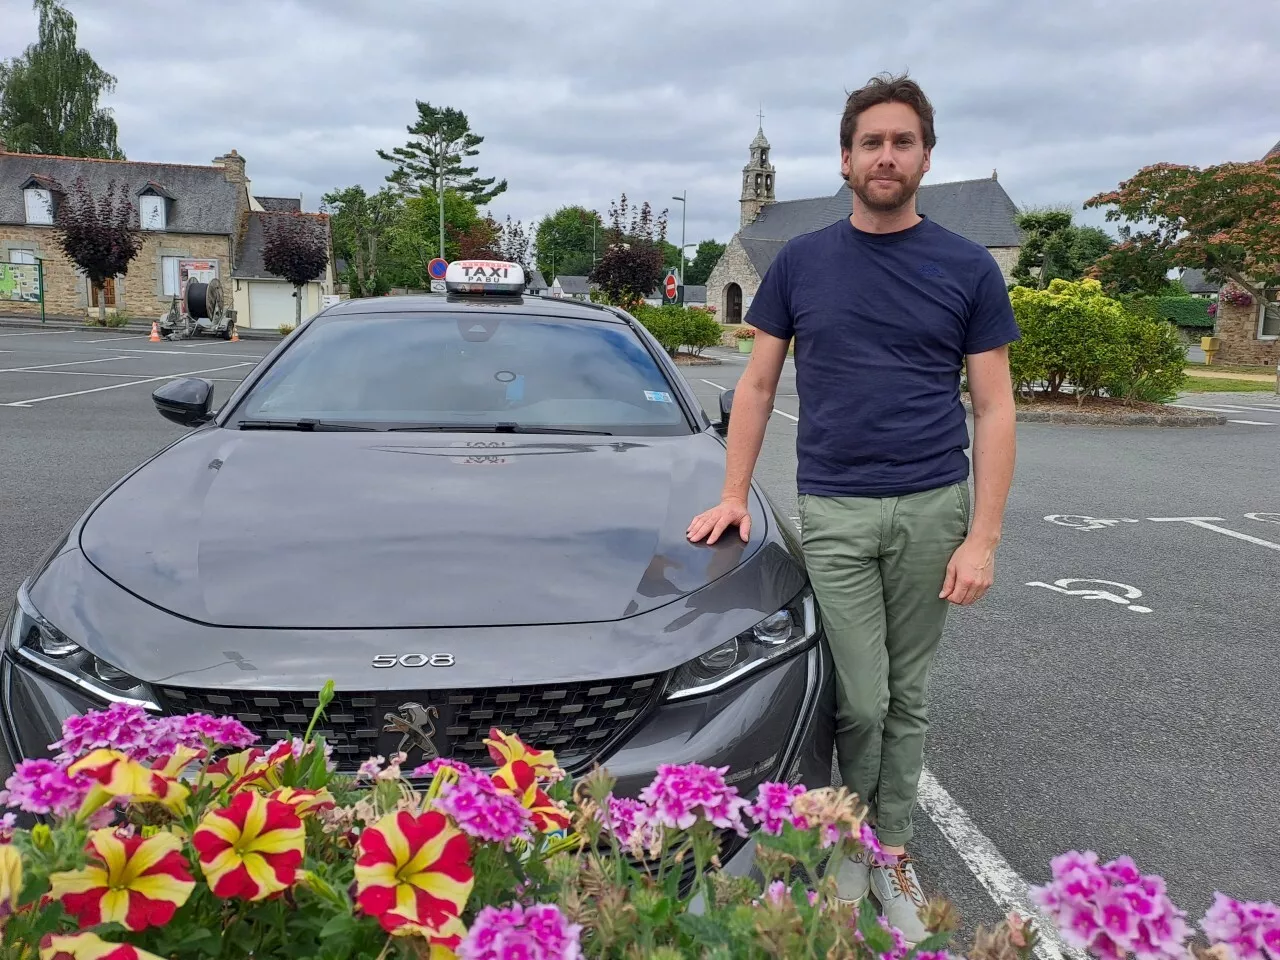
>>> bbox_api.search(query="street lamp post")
[671,192,687,288]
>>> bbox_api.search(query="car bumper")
[1,635,836,859]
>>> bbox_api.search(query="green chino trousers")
[798,482,970,847]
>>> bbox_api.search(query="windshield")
[230,310,692,435]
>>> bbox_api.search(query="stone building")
[0,143,334,329]
[706,124,1024,323]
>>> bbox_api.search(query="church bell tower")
[740,115,776,228]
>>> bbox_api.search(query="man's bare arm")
[686,330,790,544]
[939,346,1016,605]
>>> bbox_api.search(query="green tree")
[388,188,487,289]
[534,206,602,281]
[321,185,403,297]
[377,102,507,262]
[1011,208,1115,288]
[589,194,668,309]
[683,240,726,286]
[0,0,123,159]
[1084,154,1280,301]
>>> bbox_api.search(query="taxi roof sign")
[444,259,525,297]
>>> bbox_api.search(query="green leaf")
[911,931,955,955]
[319,912,356,939]
[676,911,730,946]
[861,921,897,954]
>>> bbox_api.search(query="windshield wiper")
[236,419,379,432]
[387,422,612,436]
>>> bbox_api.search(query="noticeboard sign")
[0,261,43,303]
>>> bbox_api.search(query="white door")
[248,282,297,329]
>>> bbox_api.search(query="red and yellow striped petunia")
[47,829,194,932]
[483,728,558,778]
[0,842,21,922]
[68,750,189,816]
[269,787,335,817]
[39,932,165,960]
[353,810,473,942]
[191,791,304,901]
[491,760,571,833]
[203,747,264,790]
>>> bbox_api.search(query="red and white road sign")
[664,272,678,300]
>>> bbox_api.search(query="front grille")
[156,674,663,774]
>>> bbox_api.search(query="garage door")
[247,282,296,330]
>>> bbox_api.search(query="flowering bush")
[1220,284,1255,308]
[732,325,757,339]
[0,686,1272,960]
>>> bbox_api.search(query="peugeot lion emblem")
[382,703,441,764]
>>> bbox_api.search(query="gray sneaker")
[831,848,871,904]
[870,856,930,945]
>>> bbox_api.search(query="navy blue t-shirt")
[745,215,1019,498]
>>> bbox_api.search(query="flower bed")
[1,685,1273,959]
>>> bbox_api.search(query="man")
[687,72,1018,943]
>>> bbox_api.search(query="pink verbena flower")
[50,702,154,761]
[596,795,659,850]
[434,772,532,845]
[0,813,15,842]
[171,713,258,749]
[411,757,474,780]
[1030,851,1191,960]
[458,902,583,960]
[0,758,90,816]
[744,781,808,836]
[637,763,749,837]
[855,915,910,960]
[1202,892,1280,960]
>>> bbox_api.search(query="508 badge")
[372,654,456,668]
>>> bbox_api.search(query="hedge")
[1123,295,1214,329]
[633,304,723,356]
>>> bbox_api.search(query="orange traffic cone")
[149,321,161,343]
[229,325,239,343]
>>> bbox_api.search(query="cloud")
[3,0,1279,245]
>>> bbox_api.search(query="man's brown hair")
[839,71,937,151]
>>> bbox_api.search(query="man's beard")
[852,165,925,213]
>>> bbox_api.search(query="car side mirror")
[153,377,215,427]
[716,388,734,434]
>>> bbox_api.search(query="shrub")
[1121,295,1214,330]
[278,322,296,336]
[634,304,722,356]
[733,326,756,340]
[1008,278,1186,405]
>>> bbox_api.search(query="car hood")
[79,429,765,629]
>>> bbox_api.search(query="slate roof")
[684,284,707,304]
[255,196,301,213]
[1178,267,1220,295]
[0,153,241,234]
[527,268,549,292]
[234,210,330,280]
[737,176,1023,276]
[553,275,591,295]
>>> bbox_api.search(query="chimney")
[992,168,998,180]
[212,149,247,184]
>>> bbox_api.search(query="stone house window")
[161,256,183,297]
[1260,293,1279,340]
[24,188,53,224]
[8,249,36,265]
[140,194,167,230]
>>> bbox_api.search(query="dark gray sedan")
[2,266,834,870]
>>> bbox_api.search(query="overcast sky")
[3,0,1279,252]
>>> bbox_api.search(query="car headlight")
[7,582,158,710]
[664,588,818,700]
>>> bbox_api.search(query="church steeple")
[740,111,776,228]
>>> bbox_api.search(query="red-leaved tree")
[52,176,141,324]
[1084,154,1280,298]
[589,194,668,309]
[262,212,330,326]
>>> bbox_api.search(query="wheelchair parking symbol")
[1025,578,1152,613]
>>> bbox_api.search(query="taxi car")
[2,260,835,872]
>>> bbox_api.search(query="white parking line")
[0,329,70,337]
[1227,419,1276,426]
[1148,517,1280,552]
[2,363,251,407]
[0,369,247,382]
[1173,403,1256,413]
[0,356,134,373]
[73,335,149,342]
[699,378,800,423]
[103,348,267,360]
[918,770,1084,960]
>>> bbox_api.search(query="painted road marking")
[2,363,251,407]
[0,329,69,338]
[917,770,1086,960]
[1227,419,1276,426]
[0,369,247,382]
[1044,515,1139,531]
[0,356,135,373]
[73,335,149,342]
[1026,578,1152,613]
[100,347,267,360]
[1173,403,1260,413]
[1147,517,1280,553]
[1245,513,1280,524]
[698,378,799,423]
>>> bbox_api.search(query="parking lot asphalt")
[1,328,1276,945]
